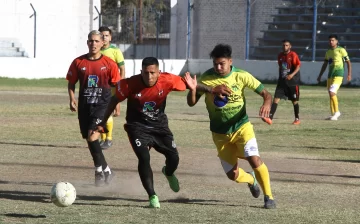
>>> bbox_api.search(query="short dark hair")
[328,34,338,40]
[98,26,112,35]
[142,57,159,67]
[209,44,232,59]
[282,39,291,45]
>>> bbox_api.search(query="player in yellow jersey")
[317,34,352,120]
[98,26,126,149]
[187,44,276,209]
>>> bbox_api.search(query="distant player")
[98,26,126,149]
[262,39,301,125]
[96,57,230,208]
[187,44,276,209]
[317,34,352,120]
[66,30,120,186]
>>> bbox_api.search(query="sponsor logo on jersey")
[81,67,86,71]
[143,101,156,112]
[88,75,98,87]
[328,58,333,65]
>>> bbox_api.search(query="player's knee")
[247,156,263,168]
[226,170,237,181]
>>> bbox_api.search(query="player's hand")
[286,74,293,80]
[212,84,232,96]
[92,125,108,134]
[259,103,271,118]
[70,100,77,112]
[317,76,321,83]
[184,72,197,90]
[347,74,351,82]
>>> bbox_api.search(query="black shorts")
[124,123,178,155]
[78,106,107,139]
[274,84,300,101]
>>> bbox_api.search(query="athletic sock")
[103,166,111,174]
[269,103,278,120]
[87,140,108,168]
[293,103,299,119]
[254,163,273,199]
[95,166,102,172]
[331,95,339,113]
[106,116,114,141]
[235,168,254,184]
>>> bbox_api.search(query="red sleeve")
[169,73,187,91]
[109,60,121,84]
[293,52,301,66]
[66,59,78,84]
[115,79,129,102]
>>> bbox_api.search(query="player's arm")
[259,88,272,118]
[345,60,352,82]
[68,82,77,112]
[317,60,328,83]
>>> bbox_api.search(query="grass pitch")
[0,78,359,223]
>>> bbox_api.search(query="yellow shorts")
[212,122,259,169]
[327,77,343,94]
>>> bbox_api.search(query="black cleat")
[95,171,105,187]
[101,140,112,150]
[264,195,276,209]
[104,171,115,185]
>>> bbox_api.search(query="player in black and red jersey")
[66,30,120,187]
[262,39,301,125]
[96,57,231,208]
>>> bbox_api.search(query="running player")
[187,44,276,209]
[96,57,231,208]
[66,30,120,186]
[98,26,126,149]
[317,34,352,120]
[262,39,301,125]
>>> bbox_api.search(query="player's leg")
[153,129,180,192]
[101,115,113,149]
[290,85,300,124]
[262,85,282,125]
[124,125,159,208]
[234,122,276,209]
[327,77,342,120]
[212,130,259,197]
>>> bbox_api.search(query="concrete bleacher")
[250,0,360,62]
[0,38,27,57]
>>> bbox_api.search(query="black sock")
[269,103,278,120]
[134,147,156,196]
[293,103,299,119]
[87,140,108,170]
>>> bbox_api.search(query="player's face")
[141,64,160,87]
[282,42,291,53]
[101,31,112,47]
[87,34,104,55]
[213,57,232,76]
[329,38,338,48]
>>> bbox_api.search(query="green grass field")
[0,78,359,223]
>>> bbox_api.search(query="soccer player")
[186,44,276,209]
[96,57,231,208]
[66,30,120,187]
[317,34,352,120]
[98,26,126,149]
[262,39,301,125]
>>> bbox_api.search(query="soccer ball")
[50,182,76,207]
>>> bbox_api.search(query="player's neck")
[102,43,110,50]
[87,52,102,60]
[283,50,290,54]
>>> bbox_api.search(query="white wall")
[1,58,360,86]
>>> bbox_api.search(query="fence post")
[30,3,36,58]
[245,0,250,60]
[187,0,191,59]
[94,6,102,28]
[312,0,317,61]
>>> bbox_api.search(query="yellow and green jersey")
[324,46,350,78]
[101,45,125,68]
[198,66,264,134]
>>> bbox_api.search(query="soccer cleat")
[104,171,115,185]
[162,166,180,192]
[261,117,273,125]
[292,119,301,125]
[330,111,341,121]
[101,139,112,150]
[247,171,261,198]
[95,171,105,187]
[99,140,105,147]
[264,195,276,209]
[149,195,160,208]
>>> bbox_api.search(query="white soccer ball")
[50,182,76,207]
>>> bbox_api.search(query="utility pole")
[138,0,143,44]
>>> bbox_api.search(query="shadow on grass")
[3,213,46,218]
[0,141,85,149]
[273,144,360,151]
[166,197,240,207]
[272,170,360,179]
[0,190,49,203]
